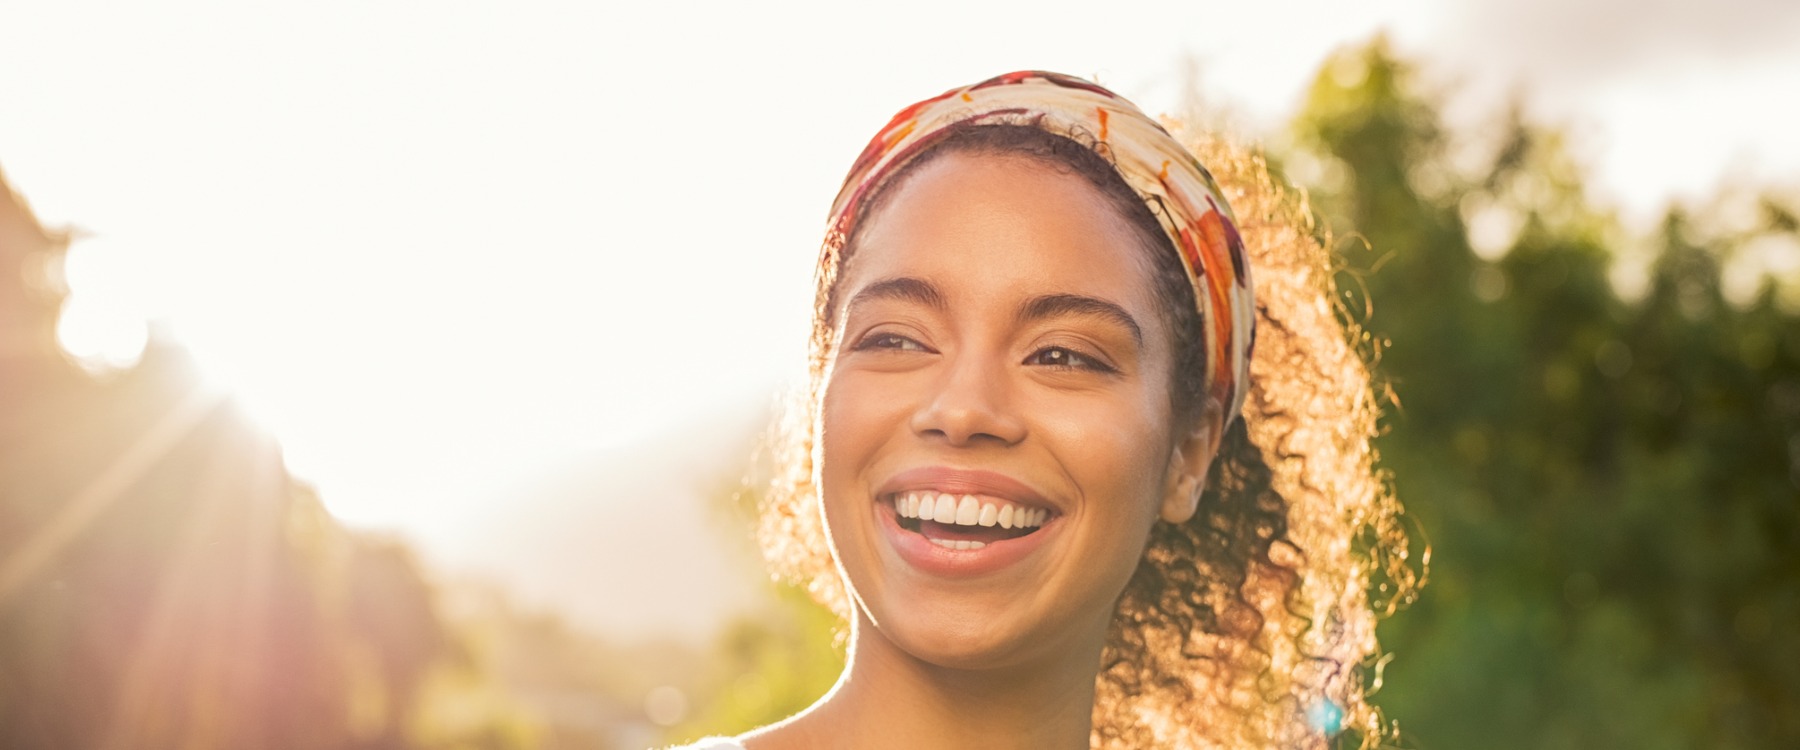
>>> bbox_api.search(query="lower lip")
[876,500,1057,578]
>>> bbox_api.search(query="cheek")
[817,367,917,527]
[1036,386,1170,498]
[820,370,890,482]
[816,368,919,611]
[1035,389,1171,571]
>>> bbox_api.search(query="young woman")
[680,71,1417,749]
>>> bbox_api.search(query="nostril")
[910,408,1026,447]
[908,367,1026,446]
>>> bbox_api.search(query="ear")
[1160,415,1223,524]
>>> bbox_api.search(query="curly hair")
[755,121,1422,748]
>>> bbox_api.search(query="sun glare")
[56,294,148,373]
[55,236,148,373]
[49,231,339,498]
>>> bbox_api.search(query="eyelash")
[852,332,930,353]
[852,332,1114,374]
[1027,345,1115,373]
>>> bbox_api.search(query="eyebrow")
[847,276,1142,346]
[845,276,947,318]
[1017,293,1143,346]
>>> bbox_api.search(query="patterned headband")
[824,70,1256,429]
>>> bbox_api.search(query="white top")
[666,738,747,750]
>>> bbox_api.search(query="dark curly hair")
[757,120,1421,748]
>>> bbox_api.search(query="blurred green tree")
[1288,36,1800,750]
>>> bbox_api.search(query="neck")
[750,611,1104,750]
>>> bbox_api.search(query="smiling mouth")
[887,491,1051,551]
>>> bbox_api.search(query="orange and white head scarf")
[823,71,1256,429]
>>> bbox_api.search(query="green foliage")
[1290,37,1800,750]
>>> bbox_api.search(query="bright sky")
[5,0,1797,544]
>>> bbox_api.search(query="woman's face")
[818,151,1189,669]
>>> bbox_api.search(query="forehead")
[843,152,1164,329]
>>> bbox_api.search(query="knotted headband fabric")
[824,70,1256,429]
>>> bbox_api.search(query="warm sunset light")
[10,1,1796,533]
[4,1,1797,748]
[54,247,148,373]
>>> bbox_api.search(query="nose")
[908,351,1027,447]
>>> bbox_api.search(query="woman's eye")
[854,332,928,352]
[1026,346,1113,372]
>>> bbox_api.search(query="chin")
[869,595,1046,670]
[857,563,1113,674]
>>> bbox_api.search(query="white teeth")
[955,495,979,525]
[890,491,1051,528]
[932,493,957,523]
[928,538,988,550]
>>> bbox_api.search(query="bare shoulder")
[736,717,821,750]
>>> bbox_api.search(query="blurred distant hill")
[422,402,778,643]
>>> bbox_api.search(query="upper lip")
[875,466,1058,513]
